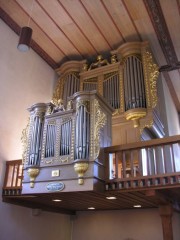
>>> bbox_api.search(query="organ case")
[53,41,163,145]
[22,91,113,194]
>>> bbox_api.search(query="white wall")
[159,74,180,136]
[73,209,163,240]
[73,209,180,240]
[0,19,71,240]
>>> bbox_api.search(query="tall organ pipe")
[63,73,80,107]
[103,74,120,109]
[28,104,46,166]
[45,124,56,158]
[124,56,146,111]
[74,103,90,160]
[60,119,72,156]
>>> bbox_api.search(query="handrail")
[105,135,180,153]
[3,160,23,195]
[104,135,180,190]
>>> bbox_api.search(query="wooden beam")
[159,204,173,240]
[145,189,170,205]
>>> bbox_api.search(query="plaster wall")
[73,209,180,240]
[73,209,163,240]
[159,74,180,136]
[0,20,71,240]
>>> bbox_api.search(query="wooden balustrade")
[104,135,180,191]
[3,160,23,195]
[2,136,180,195]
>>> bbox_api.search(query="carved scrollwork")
[76,100,90,113]
[144,51,159,108]
[88,55,109,70]
[21,118,30,165]
[94,99,107,159]
[140,119,154,135]
[52,78,64,106]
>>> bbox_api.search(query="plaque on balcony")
[46,182,65,192]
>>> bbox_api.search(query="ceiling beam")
[144,0,180,72]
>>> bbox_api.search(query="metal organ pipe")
[103,74,120,109]
[28,104,46,166]
[62,73,80,107]
[83,82,97,91]
[60,119,72,156]
[75,103,90,160]
[45,124,56,158]
[124,56,146,111]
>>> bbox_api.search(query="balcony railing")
[2,135,180,195]
[3,160,23,195]
[104,135,180,191]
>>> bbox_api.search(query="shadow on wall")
[124,238,136,240]
[0,161,6,189]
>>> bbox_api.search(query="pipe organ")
[22,41,164,194]
[53,41,164,145]
[22,91,113,193]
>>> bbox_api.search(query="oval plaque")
[46,182,65,192]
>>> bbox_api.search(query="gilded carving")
[52,72,79,104]
[142,49,159,108]
[60,157,69,163]
[74,162,89,185]
[67,100,72,110]
[140,119,154,134]
[76,100,90,113]
[88,55,109,70]
[71,117,75,161]
[94,99,107,158]
[119,66,124,113]
[104,71,118,80]
[145,51,159,108]
[45,159,53,164]
[52,78,64,106]
[21,118,30,165]
[112,109,120,116]
[125,109,146,128]
[27,167,40,188]
[52,99,65,113]
[111,54,118,64]
[82,63,88,71]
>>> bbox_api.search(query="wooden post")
[159,204,173,240]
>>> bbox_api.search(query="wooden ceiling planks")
[102,0,140,42]
[79,0,124,50]
[16,0,82,60]
[37,0,97,58]
[59,0,111,54]
[124,0,167,66]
